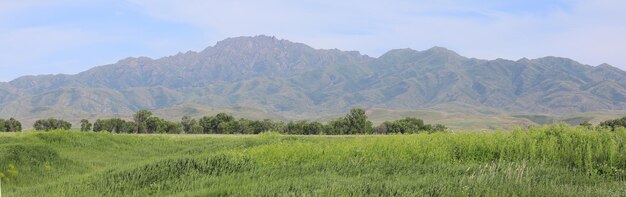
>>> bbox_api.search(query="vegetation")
[92,118,134,133]
[376,117,446,134]
[133,109,152,133]
[0,124,625,196]
[33,118,72,131]
[35,108,441,135]
[600,116,626,131]
[80,119,92,132]
[0,118,21,132]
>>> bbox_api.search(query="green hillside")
[1,126,625,196]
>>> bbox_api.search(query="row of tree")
[33,118,72,131]
[89,117,183,134]
[14,113,626,134]
[71,108,446,135]
[0,118,22,132]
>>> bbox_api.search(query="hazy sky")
[1,0,625,82]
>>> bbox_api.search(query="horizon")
[1,1,626,81]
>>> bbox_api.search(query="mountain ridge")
[1,35,625,128]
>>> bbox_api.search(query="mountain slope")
[0,35,625,127]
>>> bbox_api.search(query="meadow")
[1,124,626,196]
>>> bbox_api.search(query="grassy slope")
[1,126,626,196]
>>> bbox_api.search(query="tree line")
[6,112,626,134]
[29,108,448,134]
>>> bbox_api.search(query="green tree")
[199,116,214,134]
[80,119,92,132]
[190,124,203,134]
[599,117,626,131]
[221,120,246,134]
[112,119,126,133]
[579,121,593,128]
[157,121,182,134]
[93,118,132,133]
[284,121,302,134]
[213,113,235,134]
[146,117,161,134]
[325,119,347,135]
[181,116,199,134]
[5,118,22,132]
[199,113,235,134]
[93,119,105,132]
[431,124,447,133]
[248,119,283,134]
[133,110,152,133]
[375,117,446,134]
[304,121,323,135]
[0,119,6,132]
[344,108,373,134]
[33,118,70,131]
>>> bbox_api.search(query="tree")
[146,117,161,134]
[133,110,152,133]
[4,118,22,132]
[199,116,214,134]
[181,116,197,134]
[325,119,347,135]
[33,118,70,131]
[112,118,130,133]
[431,124,447,133]
[248,119,283,134]
[579,121,593,128]
[599,117,626,131]
[190,124,203,134]
[199,113,235,134]
[80,119,92,132]
[0,119,6,132]
[157,121,182,134]
[303,121,323,135]
[375,117,446,134]
[93,119,105,132]
[221,120,246,134]
[93,118,132,133]
[213,113,235,134]
[344,108,373,134]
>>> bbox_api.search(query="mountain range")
[1,35,625,128]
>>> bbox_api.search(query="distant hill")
[1,35,625,128]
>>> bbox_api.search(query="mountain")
[1,35,625,128]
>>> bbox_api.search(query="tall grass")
[0,124,625,196]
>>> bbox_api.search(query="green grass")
[1,125,626,196]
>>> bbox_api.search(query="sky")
[1,0,625,82]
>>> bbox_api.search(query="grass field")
[1,125,626,196]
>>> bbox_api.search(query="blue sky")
[1,0,625,82]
